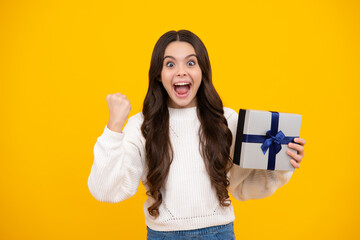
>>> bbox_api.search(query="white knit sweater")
[87,106,293,231]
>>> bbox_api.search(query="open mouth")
[173,82,192,97]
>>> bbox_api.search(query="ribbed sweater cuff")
[103,125,124,140]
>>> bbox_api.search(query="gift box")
[233,109,302,171]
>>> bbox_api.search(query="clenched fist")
[106,93,131,133]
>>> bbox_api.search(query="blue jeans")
[147,222,235,240]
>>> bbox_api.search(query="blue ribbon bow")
[261,130,285,155]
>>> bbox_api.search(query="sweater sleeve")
[87,113,146,203]
[226,109,293,201]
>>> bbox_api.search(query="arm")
[225,109,297,201]
[228,165,293,201]
[87,114,145,203]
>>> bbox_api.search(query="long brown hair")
[141,30,233,218]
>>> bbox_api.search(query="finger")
[286,149,303,162]
[288,142,304,154]
[290,159,301,168]
[294,138,306,146]
[114,93,126,98]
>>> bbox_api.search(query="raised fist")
[106,93,131,133]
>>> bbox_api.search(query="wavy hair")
[141,30,233,218]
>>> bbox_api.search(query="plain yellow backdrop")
[1,0,359,239]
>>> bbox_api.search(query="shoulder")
[223,107,238,133]
[129,111,144,123]
[123,112,144,132]
[121,112,146,144]
[223,107,238,121]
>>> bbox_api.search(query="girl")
[88,30,306,240]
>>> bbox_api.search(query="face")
[160,41,202,109]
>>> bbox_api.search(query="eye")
[187,60,196,66]
[166,62,175,67]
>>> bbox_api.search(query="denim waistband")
[147,222,234,236]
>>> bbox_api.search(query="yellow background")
[1,0,359,239]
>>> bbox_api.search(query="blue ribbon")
[242,112,298,170]
[261,130,285,155]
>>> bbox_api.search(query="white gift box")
[233,109,302,171]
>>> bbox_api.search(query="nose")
[176,64,188,77]
[177,72,187,77]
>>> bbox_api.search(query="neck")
[168,106,198,120]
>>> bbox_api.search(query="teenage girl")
[88,30,306,240]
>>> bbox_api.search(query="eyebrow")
[163,54,197,61]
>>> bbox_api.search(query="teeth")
[174,82,190,86]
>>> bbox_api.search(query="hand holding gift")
[287,138,306,169]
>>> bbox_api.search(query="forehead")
[164,41,196,57]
